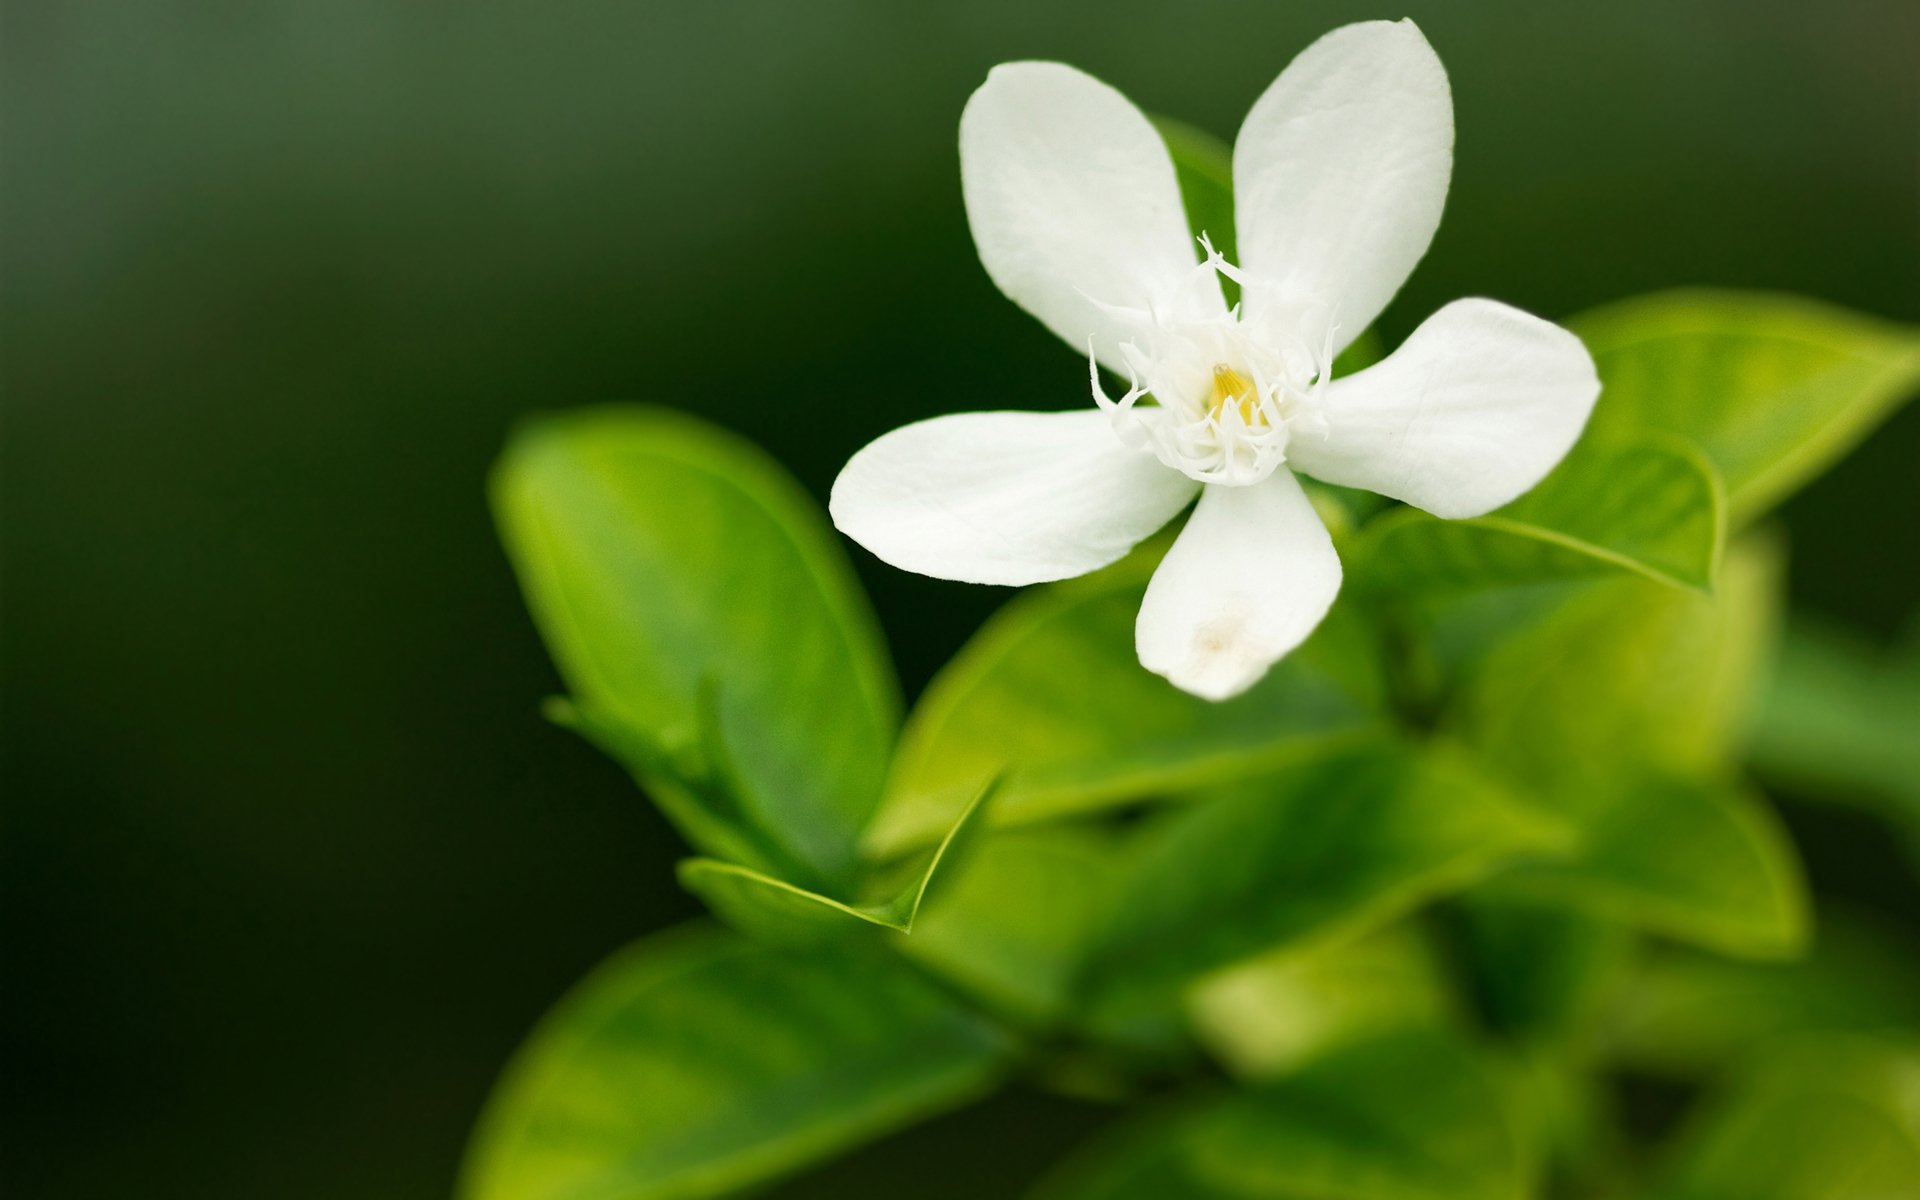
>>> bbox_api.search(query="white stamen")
[1085,240,1338,487]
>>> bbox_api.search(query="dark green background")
[4,3,1916,1196]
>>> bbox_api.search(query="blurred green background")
[3,2,1916,1196]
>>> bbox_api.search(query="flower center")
[1208,364,1263,427]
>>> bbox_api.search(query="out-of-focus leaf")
[1748,618,1920,854]
[1447,535,1806,957]
[864,549,1387,856]
[1350,434,1723,597]
[1455,894,1635,1049]
[1034,1030,1533,1200]
[1189,924,1457,1080]
[460,925,1010,1200]
[1078,743,1568,1022]
[1653,1034,1920,1200]
[898,825,1121,1027]
[494,407,898,890]
[1610,914,1920,1079]
[677,776,995,945]
[1456,533,1781,783]
[1571,289,1920,524]
[1492,773,1807,959]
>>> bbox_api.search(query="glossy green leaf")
[1491,773,1807,959]
[1078,743,1569,1022]
[1571,289,1920,524]
[1035,1030,1533,1200]
[1610,914,1920,1079]
[460,925,1010,1200]
[1189,924,1458,1080]
[1453,532,1781,784]
[677,775,995,945]
[1447,536,1806,956]
[1653,1035,1920,1200]
[897,825,1122,1027]
[1350,433,1723,597]
[1748,619,1920,855]
[865,549,1387,856]
[494,407,898,889]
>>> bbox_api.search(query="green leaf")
[492,406,899,889]
[864,550,1388,856]
[1453,894,1634,1049]
[1490,773,1807,959]
[1350,433,1724,597]
[1077,743,1569,1023]
[460,925,1010,1200]
[1188,924,1458,1080]
[676,776,996,945]
[1609,914,1920,1080]
[1443,535,1806,956]
[1455,533,1781,782]
[897,825,1122,1027]
[1653,1034,1920,1200]
[1035,1030,1534,1200]
[1748,619,1920,855]
[1570,289,1920,525]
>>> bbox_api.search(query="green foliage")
[1350,434,1723,597]
[865,550,1387,855]
[459,926,1010,1200]
[1078,743,1567,1022]
[1749,619,1920,859]
[897,825,1122,1027]
[493,407,898,890]
[479,279,1920,1196]
[1188,925,1459,1079]
[1609,914,1920,1079]
[676,774,995,944]
[1037,1030,1533,1200]
[1571,289,1920,525]
[1652,1035,1920,1200]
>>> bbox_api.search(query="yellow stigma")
[1208,363,1263,425]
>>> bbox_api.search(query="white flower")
[830,20,1600,701]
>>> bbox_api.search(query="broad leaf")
[461,925,1010,1200]
[1454,894,1635,1049]
[898,825,1122,1027]
[1748,619,1920,857]
[676,776,995,945]
[864,549,1390,856]
[864,549,1387,856]
[1490,773,1806,959]
[494,408,899,890]
[1571,289,1920,524]
[1454,534,1781,782]
[1350,434,1723,597]
[1653,1035,1920,1200]
[1610,915,1920,1079]
[1447,537,1806,956]
[1077,743,1568,1022]
[1188,924,1458,1080]
[1035,1030,1533,1200]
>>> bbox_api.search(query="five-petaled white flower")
[830,20,1600,700]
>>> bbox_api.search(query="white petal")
[1289,298,1601,519]
[1234,20,1453,356]
[961,62,1224,373]
[830,410,1198,587]
[1136,471,1341,701]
